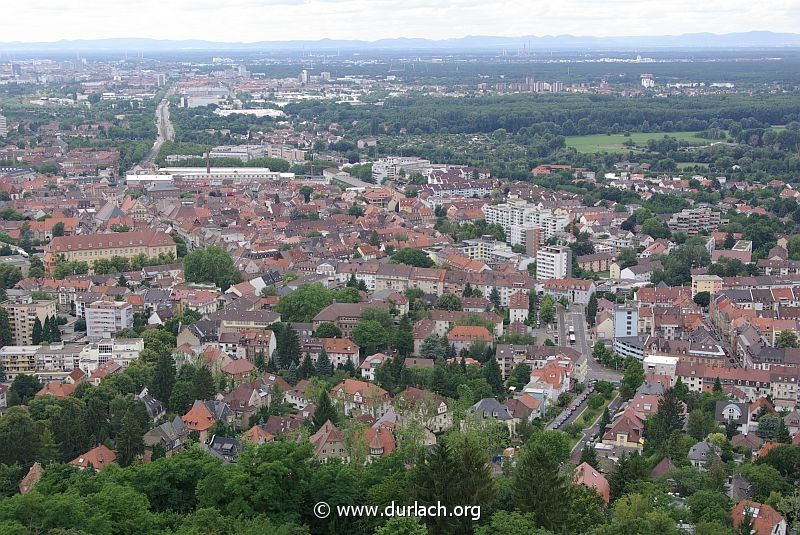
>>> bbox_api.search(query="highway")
[140,87,175,169]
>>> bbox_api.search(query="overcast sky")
[6,0,798,42]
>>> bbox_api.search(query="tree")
[0,407,44,466]
[776,330,799,348]
[374,517,427,535]
[393,314,414,357]
[299,185,313,203]
[183,245,242,290]
[32,317,43,345]
[489,287,501,309]
[434,293,462,311]
[51,222,65,237]
[48,315,61,342]
[0,264,22,290]
[609,452,649,500]
[298,353,315,379]
[600,407,611,430]
[646,387,685,451]
[620,357,645,400]
[586,293,598,327]
[152,353,176,404]
[352,320,389,355]
[275,283,333,323]
[314,322,342,339]
[389,248,433,268]
[687,409,719,440]
[28,256,45,279]
[693,291,711,308]
[579,443,599,469]
[641,217,672,239]
[539,295,555,325]
[756,414,780,440]
[514,432,570,532]
[287,361,298,386]
[312,391,337,431]
[8,374,42,406]
[484,358,504,398]
[117,403,149,467]
[508,362,532,391]
[275,323,301,369]
[776,418,791,443]
[316,348,333,377]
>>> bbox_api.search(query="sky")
[6,0,800,43]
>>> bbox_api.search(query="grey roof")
[715,401,749,425]
[135,387,165,420]
[470,398,513,421]
[688,440,720,462]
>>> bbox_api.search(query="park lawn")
[565,131,707,153]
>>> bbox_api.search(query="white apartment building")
[483,198,570,248]
[85,300,133,340]
[208,145,267,162]
[0,114,7,138]
[79,338,145,374]
[668,207,725,235]
[535,246,572,281]
[0,345,41,380]
[371,157,432,182]
[36,343,83,382]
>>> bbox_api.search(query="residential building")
[2,298,57,345]
[668,207,725,235]
[541,278,596,305]
[78,338,144,374]
[536,246,572,281]
[330,379,391,418]
[731,500,787,535]
[692,274,724,297]
[43,230,177,275]
[85,300,133,340]
[0,345,41,380]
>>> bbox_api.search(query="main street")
[140,87,175,169]
[557,304,622,384]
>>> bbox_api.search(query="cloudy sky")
[6,0,798,42]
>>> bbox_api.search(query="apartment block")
[535,246,572,281]
[0,345,40,380]
[0,114,7,138]
[668,207,726,235]
[85,300,133,340]
[483,198,569,247]
[79,338,144,374]
[43,230,177,275]
[2,298,57,345]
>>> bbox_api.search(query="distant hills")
[3,31,800,52]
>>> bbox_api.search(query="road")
[558,304,622,384]
[570,392,623,461]
[140,88,175,169]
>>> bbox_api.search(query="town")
[0,30,798,535]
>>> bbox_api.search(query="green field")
[565,131,708,153]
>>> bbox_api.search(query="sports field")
[565,131,708,153]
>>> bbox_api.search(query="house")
[365,425,396,461]
[181,400,233,443]
[330,379,391,418]
[135,386,166,422]
[18,462,44,494]
[508,292,529,324]
[447,325,493,353]
[727,474,754,502]
[324,337,360,368]
[470,398,515,435]
[687,440,721,471]
[715,401,751,436]
[243,425,275,445]
[71,444,116,471]
[574,462,610,503]
[731,500,787,535]
[541,278,596,305]
[395,386,452,433]
[650,457,676,479]
[143,416,190,460]
[309,420,347,462]
[360,352,389,381]
[504,393,543,422]
[221,358,255,386]
[602,407,645,451]
[205,435,243,463]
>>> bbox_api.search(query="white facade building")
[535,246,572,281]
[85,300,133,340]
